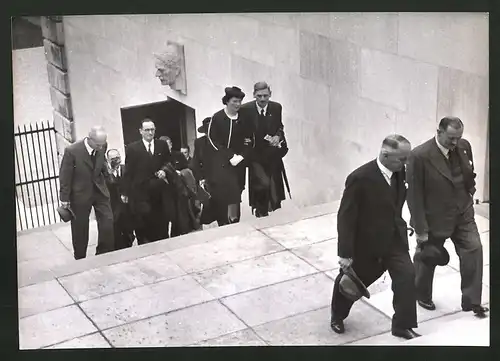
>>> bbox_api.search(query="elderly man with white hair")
[59,125,115,259]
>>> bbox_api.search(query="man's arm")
[59,147,74,203]
[406,152,429,237]
[337,174,360,259]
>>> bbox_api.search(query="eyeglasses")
[142,128,156,132]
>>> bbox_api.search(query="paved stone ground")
[17,201,489,348]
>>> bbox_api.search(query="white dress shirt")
[376,157,393,186]
[143,138,154,155]
[84,138,94,155]
[435,136,449,159]
[256,103,269,116]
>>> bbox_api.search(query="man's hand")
[156,170,166,179]
[416,232,429,245]
[199,179,206,187]
[120,195,128,203]
[339,257,353,271]
[61,201,70,209]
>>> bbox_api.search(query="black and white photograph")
[12,12,489,349]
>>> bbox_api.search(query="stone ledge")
[18,201,341,286]
[49,86,73,120]
[41,16,65,45]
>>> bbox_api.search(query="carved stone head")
[154,41,187,94]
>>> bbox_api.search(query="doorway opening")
[120,97,197,153]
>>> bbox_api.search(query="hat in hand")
[339,266,371,302]
[414,242,450,267]
[57,205,75,223]
[197,117,211,134]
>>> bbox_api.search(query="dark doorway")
[120,98,196,153]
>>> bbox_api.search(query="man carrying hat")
[330,134,420,340]
[407,116,488,318]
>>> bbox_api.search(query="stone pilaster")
[41,16,75,163]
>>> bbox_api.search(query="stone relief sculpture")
[154,41,187,95]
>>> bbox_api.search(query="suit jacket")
[190,136,210,181]
[122,139,172,202]
[337,160,409,259]
[240,100,284,160]
[59,139,109,204]
[407,137,476,238]
[170,150,189,171]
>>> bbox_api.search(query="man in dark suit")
[122,119,172,244]
[59,126,114,260]
[331,135,420,340]
[407,116,488,318]
[105,148,135,250]
[240,81,291,217]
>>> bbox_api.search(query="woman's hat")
[222,86,245,104]
[197,117,211,133]
[414,242,450,267]
[339,266,371,302]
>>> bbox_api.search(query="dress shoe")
[462,305,489,318]
[418,299,436,310]
[330,319,345,334]
[391,328,421,340]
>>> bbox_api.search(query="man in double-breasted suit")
[59,126,114,260]
[331,135,420,340]
[240,81,291,217]
[407,116,488,318]
[122,119,172,244]
[105,148,135,250]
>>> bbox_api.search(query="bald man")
[330,135,420,340]
[59,126,115,259]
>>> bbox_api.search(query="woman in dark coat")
[205,86,253,225]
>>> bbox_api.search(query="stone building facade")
[44,13,489,207]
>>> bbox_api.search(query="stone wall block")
[53,110,74,142]
[46,63,70,95]
[41,17,65,45]
[49,87,73,120]
[43,39,67,70]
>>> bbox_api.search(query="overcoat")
[205,108,253,205]
[240,100,291,211]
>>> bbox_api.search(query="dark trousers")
[251,162,271,215]
[414,206,483,307]
[331,242,417,330]
[112,204,135,250]
[70,190,115,260]
[133,180,171,245]
[215,202,241,226]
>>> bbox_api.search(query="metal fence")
[15,120,61,231]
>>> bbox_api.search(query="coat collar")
[427,138,453,182]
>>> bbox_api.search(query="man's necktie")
[148,142,153,155]
[390,172,398,200]
[448,148,460,170]
[260,109,265,117]
[91,150,97,168]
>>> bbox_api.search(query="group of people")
[331,116,488,340]
[58,82,488,341]
[58,81,290,259]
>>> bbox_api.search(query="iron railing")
[15,120,61,231]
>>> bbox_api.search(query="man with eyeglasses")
[59,125,115,259]
[122,119,172,244]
